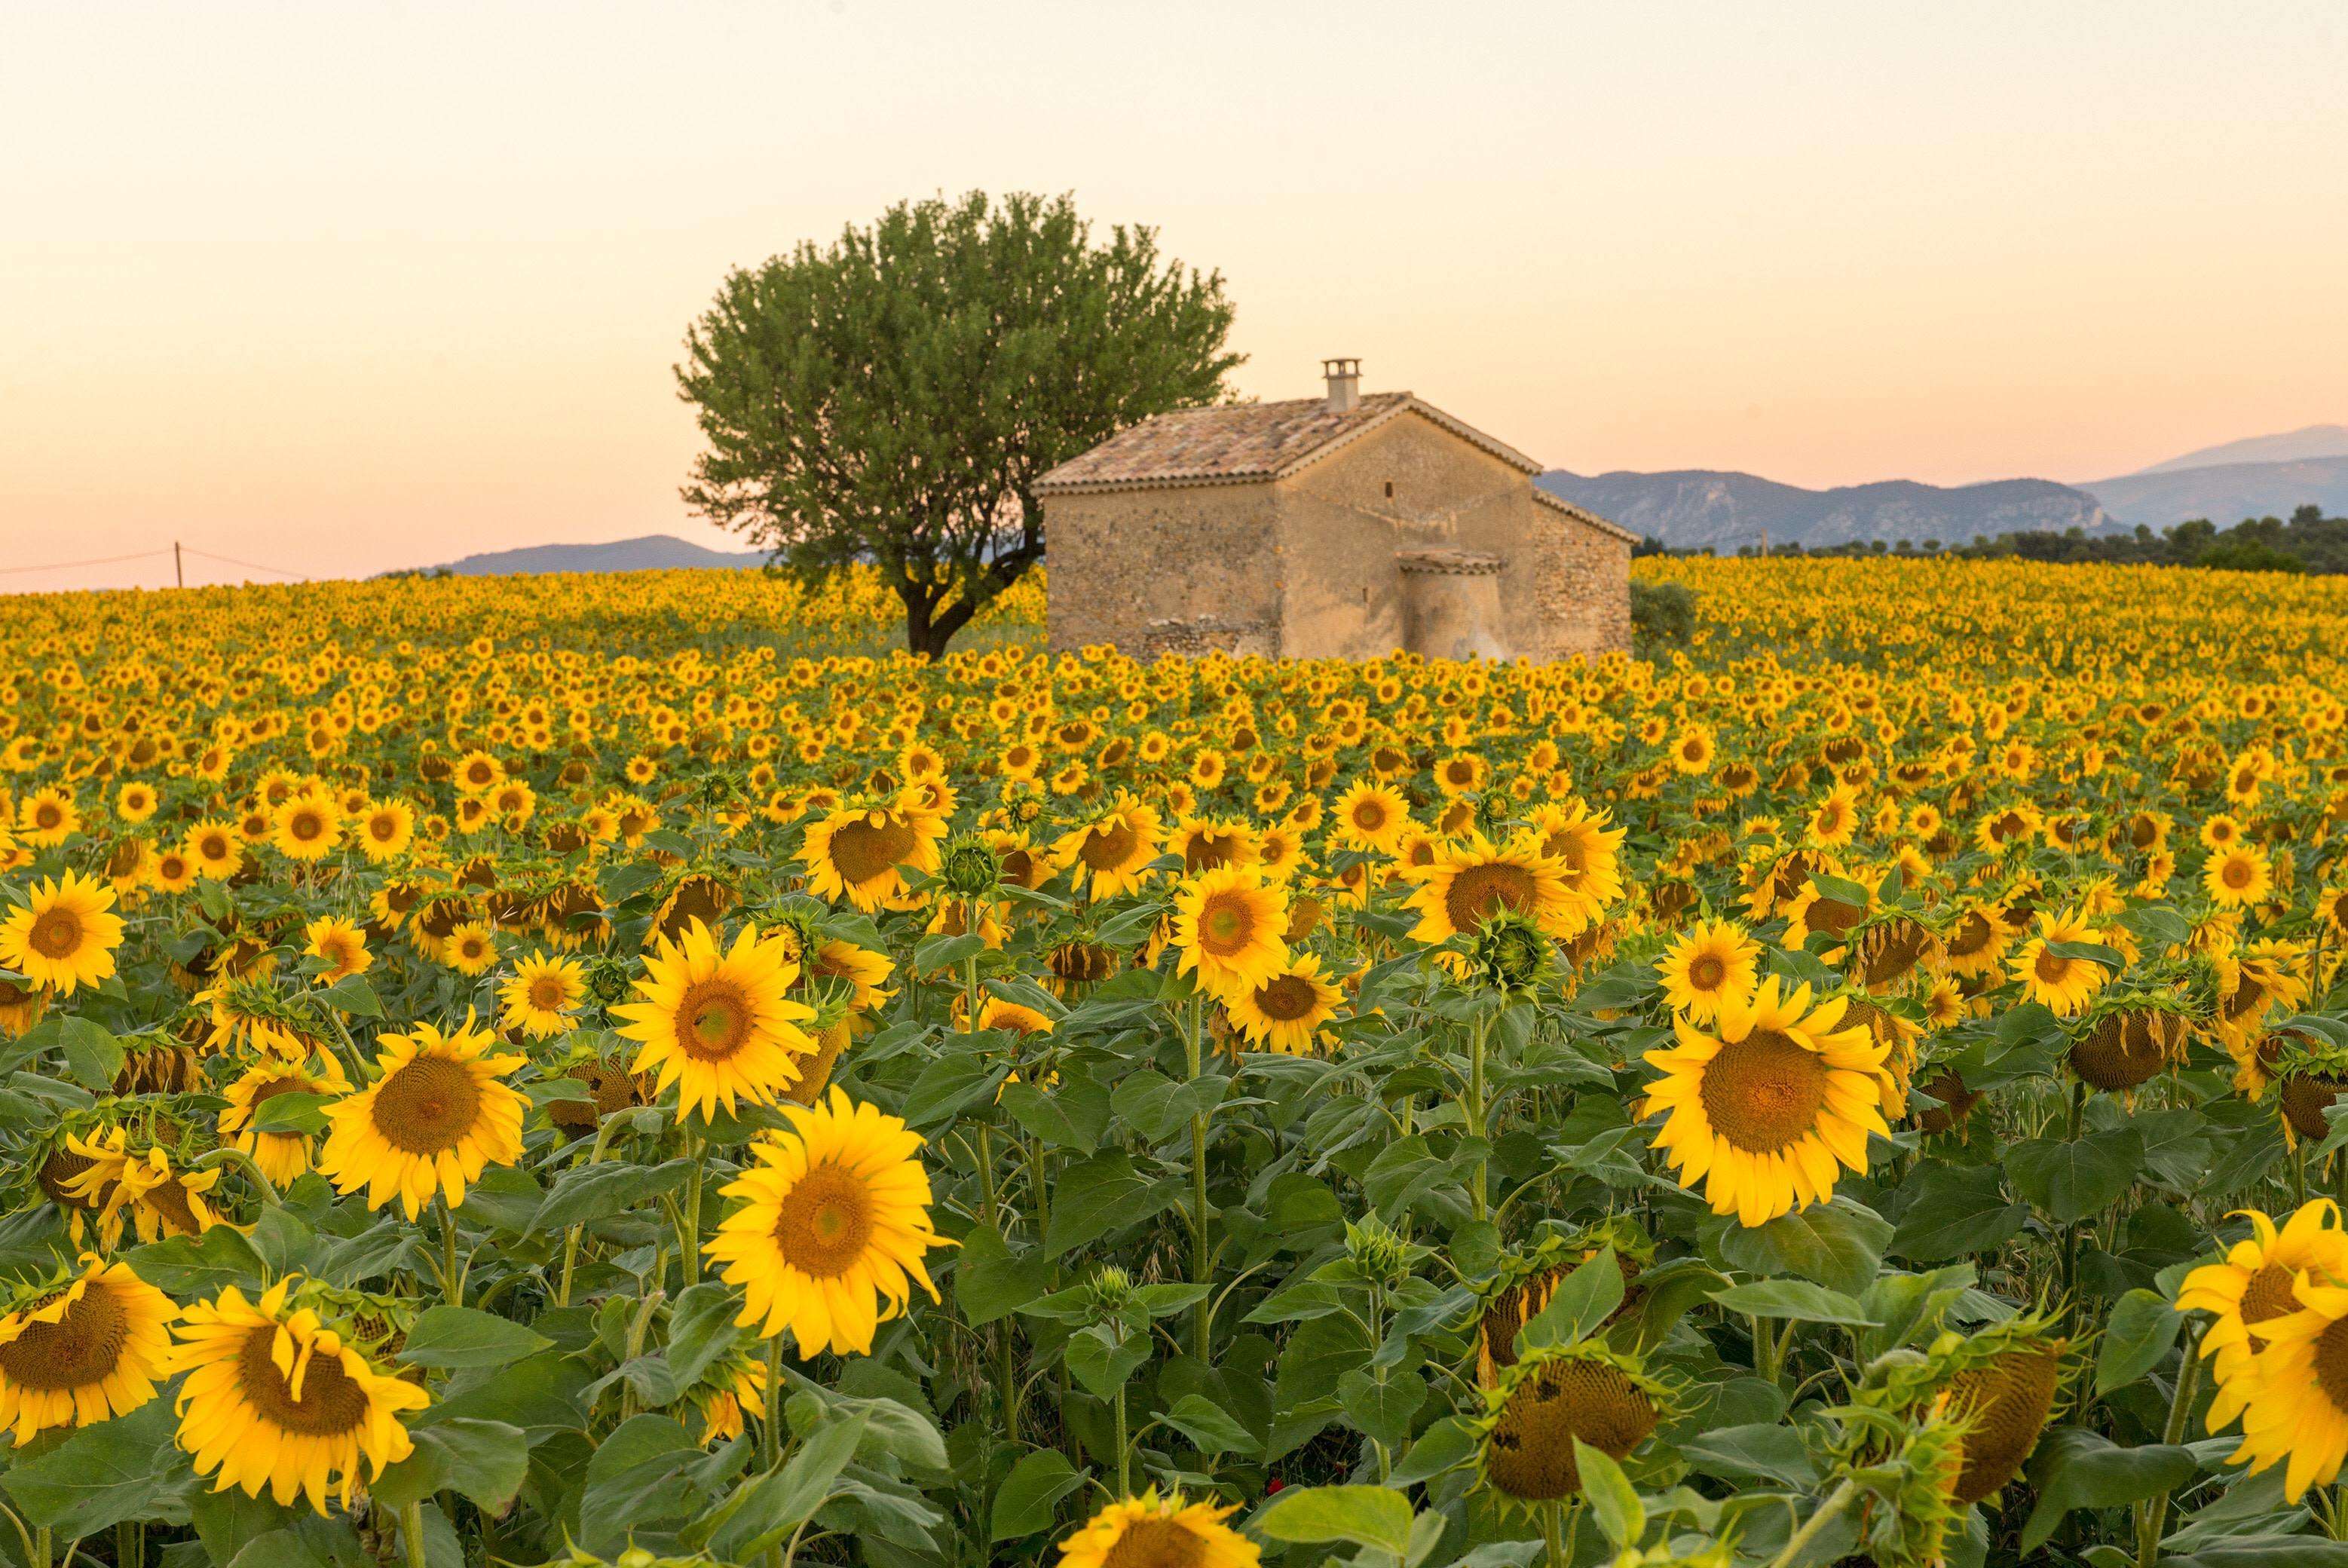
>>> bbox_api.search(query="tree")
[675,191,1242,658]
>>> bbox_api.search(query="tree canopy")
[676,191,1242,657]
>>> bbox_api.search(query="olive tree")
[676,191,1241,657]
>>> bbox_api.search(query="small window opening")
[1384,481,1394,498]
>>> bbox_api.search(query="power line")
[182,548,306,580]
[0,545,307,582]
[0,548,174,576]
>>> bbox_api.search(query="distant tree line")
[1634,503,2345,574]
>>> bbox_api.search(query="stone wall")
[1043,409,1632,663]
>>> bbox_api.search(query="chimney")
[1322,357,1361,414]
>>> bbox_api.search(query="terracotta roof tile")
[1036,394,1410,491]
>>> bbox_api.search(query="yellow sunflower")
[452,749,504,795]
[1052,797,1164,899]
[2211,1264,2348,1502]
[498,950,587,1039]
[0,871,126,996]
[2009,905,2109,1018]
[354,800,415,864]
[219,1052,354,1187]
[1805,783,1862,847]
[166,1279,430,1513]
[803,939,897,1014]
[271,796,341,863]
[185,819,243,880]
[703,1087,951,1357]
[1940,902,2014,979]
[443,921,497,977]
[2203,844,2273,908]
[1642,976,1891,1227]
[116,782,158,824]
[318,1015,528,1218]
[1406,832,1580,942]
[612,919,814,1119]
[1656,918,1760,1022]
[302,917,371,983]
[1055,1489,1259,1568]
[1171,868,1290,1003]
[1331,779,1412,853]
[800,801,947,911]
[0,1255,177,1446]
[149,847,198,894]
[2178,1200,2348,1426]
[1226,954,1344,1054]
[57,1131,228,1248]
[18,789,81,848]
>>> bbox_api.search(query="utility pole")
[1759,528,1768,557]
[174,541,182,587]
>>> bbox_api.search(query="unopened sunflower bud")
[1470,910,1551,994]
[941,835,1002,899]
[1085,1265,1134,1313]
[1345,1214,1413,1284]
[583,957,634,1008]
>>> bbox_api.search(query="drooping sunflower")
[1170,817,1260,875]
[803,939,898,1015]
[0,1255,178,1446]
[1407,832,1579,943]
[1642,976,1891,1227]
[1051,797,1164,899]
[2009,905,2109,1018]
[2178,1199,2348,1424]
[302,917,371,983]
[498,950,586,1039]
[703,1086,951,1357]
[800,801,947,911]
[612,919,813,1119]
[1474,1340,1669,1506]
[166,1279,430,1514]
[317,1015,528,1218]
[0,871,126,997]
[1939,1318,2071,1504]
[1656,918,1760,1022]
[1331,779,1412,853]
[1055,1489,1260,1568]
[57,1131,228,1248]
[1225,954,1344,1054]
[271,796,341,863]
[1171,868,1290,1003]
[1529,801,1627,912]
[2213,945,2310,1051]
[219,1052,354,1187]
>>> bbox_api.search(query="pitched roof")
[1035,393,1545,494]
[1533,485,1640,544]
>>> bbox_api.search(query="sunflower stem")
[1541,1499,1565,1568]
[1113,1382,1130,1499]
[1764,1478,1855,1568]
[1467,1006,1490,1221]
[34,1526,47,1568]
[191,1145,280,1208]
[436,1193,461,1309]
[680,1127,703,1287]
[1186,993,1212,1361]
[2137,1319,2203,1566]
[762,1331,785,1472]
[400,1502,425,1568]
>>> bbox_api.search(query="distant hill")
[1536,469,2110,552]
[2127,424,2348,476]
[2085,458,2348,529]
[423,534,768,576]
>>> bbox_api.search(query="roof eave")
[1532,485,1639,543]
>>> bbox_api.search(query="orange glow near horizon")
[4,3,2344,593]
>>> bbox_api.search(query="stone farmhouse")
[1036,360,1634,663]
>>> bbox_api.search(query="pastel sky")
[5,2,2344,591]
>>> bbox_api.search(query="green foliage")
[675,189,1242,655]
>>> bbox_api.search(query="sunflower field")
[2,557,2348,1568]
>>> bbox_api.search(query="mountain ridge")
[414,534,769,576]
[1535,469,2110,552]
